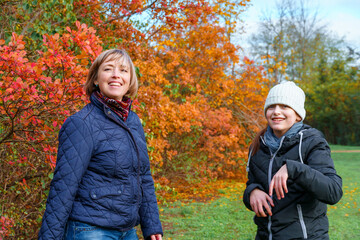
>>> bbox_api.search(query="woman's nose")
[112,68,121,78]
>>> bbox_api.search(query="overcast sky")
[239,0,360,49]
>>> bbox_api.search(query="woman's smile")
[95,59,131,101]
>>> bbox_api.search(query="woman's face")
[95,58,131,101]
[266,104,302,138]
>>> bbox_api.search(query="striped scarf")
[94,91,132,122]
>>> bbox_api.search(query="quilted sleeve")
[243,166,266,211]
[38,116,94,240]
[135,118,163,239]
[286,136,343,205]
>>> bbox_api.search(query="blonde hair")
[84,49,138,99]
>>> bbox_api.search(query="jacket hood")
[279,124,324,149]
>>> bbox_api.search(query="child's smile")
[266,104,302,138]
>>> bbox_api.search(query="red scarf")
[94,91,132,121]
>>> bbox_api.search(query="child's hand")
[250,188,274,217]
[269,164,288,200]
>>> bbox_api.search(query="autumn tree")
[247,0,360,146]
[248,0,331,82]
[0,24,103,238]
[0,0,271,238]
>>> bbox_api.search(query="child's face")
[95,57,131,101]
[266,104,302,138]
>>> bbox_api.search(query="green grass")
[327,150,360,239]
[329,144,360,151]
[159,187,256,240]
[157,146,360,240]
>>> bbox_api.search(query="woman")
[39,49,163,240]
[243,81,342,239]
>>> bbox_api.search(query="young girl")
[39,49,163,240]
[243,81,342,240]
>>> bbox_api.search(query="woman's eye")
[121,69,128,72]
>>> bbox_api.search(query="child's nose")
[273,105,281,113]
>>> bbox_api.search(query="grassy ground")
[327,145,360,239]
[330,144,360,151]
[159,182,255,240]
[155,145,360,240]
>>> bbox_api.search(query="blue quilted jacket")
[38,94,163,239]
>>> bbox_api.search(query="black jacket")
[243,125,342,240]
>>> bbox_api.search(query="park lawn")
[158,181,256,240]
[330,144,360,151]
[156,145,360,240]
[327,146,360,239]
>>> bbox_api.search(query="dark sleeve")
[135,117,163,239]
[243,176,266,210]
[286,137,342,205]
[243,151,266,211]
[38,116,94,239]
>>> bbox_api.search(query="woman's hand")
[150,234,162,240]
[269,164,288,200]
[250,188,274,217]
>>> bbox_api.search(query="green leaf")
[135,66,143,77]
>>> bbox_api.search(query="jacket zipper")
[104,107,142,207]
[89,99,142,230]
[297,204,308,239]
[263,129,307,239]
[297,131,307,239]
[264,136,286,240]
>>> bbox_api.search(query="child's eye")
[121,69,128,72]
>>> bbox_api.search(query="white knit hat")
[264,81,306,120]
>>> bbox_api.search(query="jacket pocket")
[297,204,308,239]
[89,184,136,214]
[90,185,124,200]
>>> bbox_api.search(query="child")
[243,81,342,240]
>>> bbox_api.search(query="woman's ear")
[296,114,302,122]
